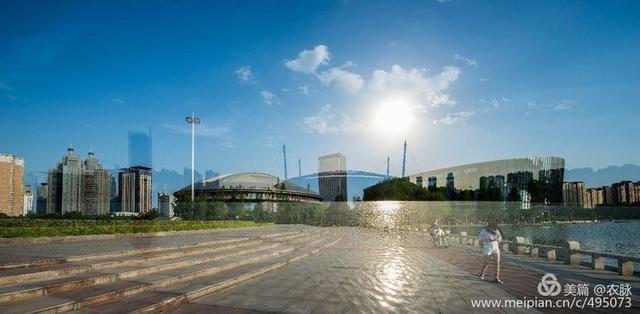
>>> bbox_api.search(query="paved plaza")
[0,225,638,313]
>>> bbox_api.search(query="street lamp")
[185,113,200,203]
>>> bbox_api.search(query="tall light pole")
[185,113,200,203]
[282,144,288,180]
[401,140,407,178]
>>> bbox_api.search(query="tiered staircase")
[0,228,341,313]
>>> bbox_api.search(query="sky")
[1,0,639,179]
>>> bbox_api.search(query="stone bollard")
[530,246,539,258]
[473,238,480,247]
[547,249,557,261]
[515,236,526,255]
[567,241,581,266]
[619,260,635,276]
[592,255,605,270]
[501,243,510,253]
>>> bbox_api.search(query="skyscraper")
[128,129,152,168]
[109,176,118,213]
[0,153,24,216]
[47,148,112,215]
[82,152,112,215]
[562,181,586,206]
[415,176,423,188]
[428,176,437,190]
[446,172,455,198]
[318,153,347,202]
[23,185,33,215]
[158,192,176,217]
[119,166,152,213]
[36,183,48,214]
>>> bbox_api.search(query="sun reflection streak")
[377,246,415,310]
[377,201,400,228]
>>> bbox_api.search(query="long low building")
[174,172,323,211]
[408,157,565,203]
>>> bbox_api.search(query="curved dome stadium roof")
[175,172,322,202]
[180,172,312,193]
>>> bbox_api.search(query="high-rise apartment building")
[428,176,437,189]
[82,152,112,215]
[584,188,604,208]
[318,153,347,202]
[23,185,33,215]
[119,166,152,213]
[158,192,176,217]
[562,181,586,207]
[36,183,48,214]
[0,154,24,216]
[415,176,423,188]
[47,148,112,215]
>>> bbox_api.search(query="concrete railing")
[449,232,639,277]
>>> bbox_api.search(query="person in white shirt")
[433,225,444,247]
[479,222,503,284]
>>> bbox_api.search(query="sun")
[374,97,413,135]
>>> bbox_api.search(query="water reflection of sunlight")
[378,246,413,310]
[377,201,400,228]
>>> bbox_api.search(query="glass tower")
[128,129,152,169]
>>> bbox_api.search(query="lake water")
[452,221,640,269]
[453,221,640,257]
[351,201,640,258]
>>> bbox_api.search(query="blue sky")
[1,0,639,179]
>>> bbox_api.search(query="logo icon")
[537,273,561,296]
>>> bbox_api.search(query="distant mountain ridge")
[565,164,640,188]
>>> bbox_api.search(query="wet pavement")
[2,226,638,313]
[175,228,531,313]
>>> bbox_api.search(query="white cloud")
[434,111,474,125]
[552,99,575,111]
[317,67,364,94]
[481,97,510,112]
[368,64,461,108]
[112,98,125,104]
[454,54,478,67]
[303,104,338,134]
[527,99,576,112]
[260,90,276,106]
[303,104,364,135]
[220,140,236,149]
[235,65,254,83]
[339,113,365,134]
[298,85,309,95]
[284,45,330,73]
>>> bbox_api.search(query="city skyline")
[1,1,640,179]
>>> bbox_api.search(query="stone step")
[0,230,325,304]
[0,230,317,286]
[0,229,308,271]
[79,237,342,314]
[0,246,298,314]
[0,241,283,304]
